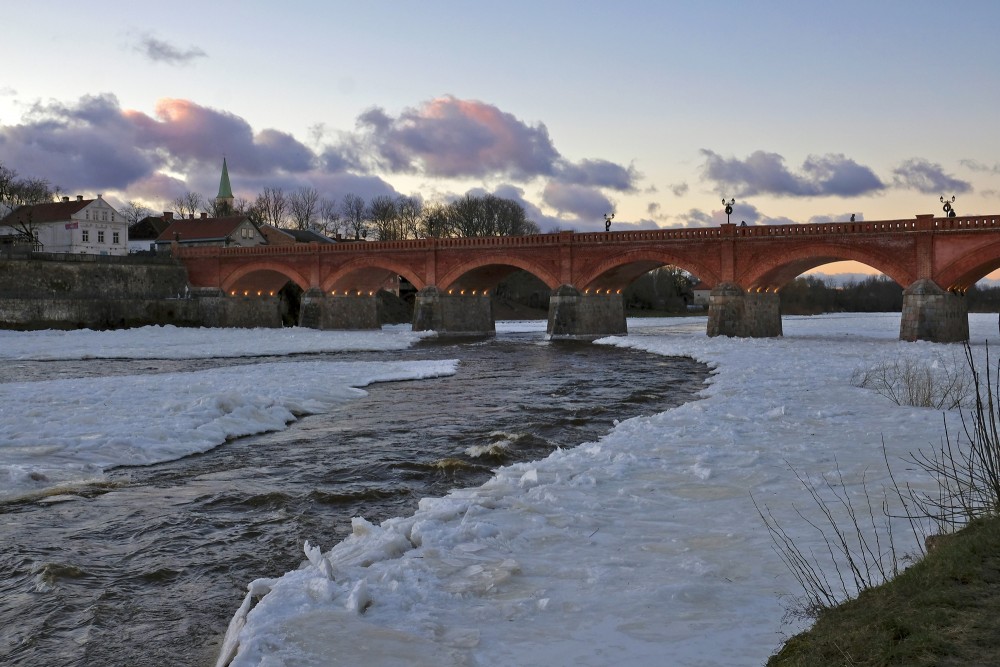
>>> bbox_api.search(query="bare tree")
[443,193,538,237]
[0,162,59,238]
[368,195,399,241]
[205,197,235,217]
[396,195,423,239]
[318,197,341,237]
[419,202,452,238]
[120,200,153,226]
[170,191,205,219]
[288,187,320,230]
[340,193,367,240]
[234,197,265,226]
[255,187,288,228]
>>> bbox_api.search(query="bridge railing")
[172,214,1000,260]
[932,216,1000,231]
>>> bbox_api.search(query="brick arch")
[321,256,427,293]
[936,240,1000,290]
[437,255,562,292]
[221,261,310,294]
[742,242,915,290]
[575,249,723,291]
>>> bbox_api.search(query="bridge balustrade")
[933,217,1000,230]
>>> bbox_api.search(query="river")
[0,327,708,666]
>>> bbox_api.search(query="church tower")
[216,158,235,215]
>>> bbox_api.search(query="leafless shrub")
[762,343,999,619]
[752,462,902,619]
[892,343,1000,532]
[850,351,973,410]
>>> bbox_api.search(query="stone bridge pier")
[899,279,969,343]
[546,285,627,340]
[412,286,495,336]
[707,283,782,338]
[298,289,381,329]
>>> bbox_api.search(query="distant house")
[257,224,297,246]
[0,194,127,256]
[154,214,265,251]
[691,280,711,308]
[283,228,338,244]
[128,214,172,252]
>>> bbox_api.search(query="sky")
[2,1,1000,250]
[3,314,994,665]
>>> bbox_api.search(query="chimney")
[164,212,174,220]
[188,213,194,219]
[62,196,70,202]
[76,195,83,201]
[200,212,208,219]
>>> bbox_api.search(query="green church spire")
[217,157,234,200]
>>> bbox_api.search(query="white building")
[0,194,128,256]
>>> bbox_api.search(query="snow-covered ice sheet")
[0,326,454,501]
[0,324,432,361]
[218,313,999,667]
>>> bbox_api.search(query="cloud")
[542,182,614,221]
[134,35,207,65]
[807,213,864,224]
[700,149,885,197]
[0,94,375,204]
[670,182,689,197]
[356,96,561,179]
[553,158,638,191]
[891,158,972,194]
[960,159,1000,174]
[0,93,637,219]
[0,86,15,97]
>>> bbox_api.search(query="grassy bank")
[768,515,1000,666]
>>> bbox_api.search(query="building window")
[113,232,120,244]
[98,230,105,243]
[82,230,89,242]
[85,211,90,220]
[102,211,108,221]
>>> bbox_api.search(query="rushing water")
[0,328,708,667]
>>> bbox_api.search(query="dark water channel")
[0,329,709,667]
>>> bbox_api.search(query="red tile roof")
[1,200,93,226]
[156,216,252,242]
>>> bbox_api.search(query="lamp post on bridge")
[604,213,614,232]
[940,195,957,218]
[722,198,735,225]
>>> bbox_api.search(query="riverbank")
[768,514,1000,666]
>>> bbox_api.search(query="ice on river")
[218,313,1000,667]
[0,326,455,501]
[4,315,997,666]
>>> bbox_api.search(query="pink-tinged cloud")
[125,99,313,174]
[357,96,561,179]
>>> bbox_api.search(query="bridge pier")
[546,285,627,340]
[195,288,283,328]
[707,283,782,338]
[900,279,969,343]
[299,289,380,330]
[412,286,495,336]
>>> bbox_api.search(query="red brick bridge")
[174,213,1000,342]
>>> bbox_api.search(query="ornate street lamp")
[604,213,614,232]
[940,195,957,218]
[722,198,735,224]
